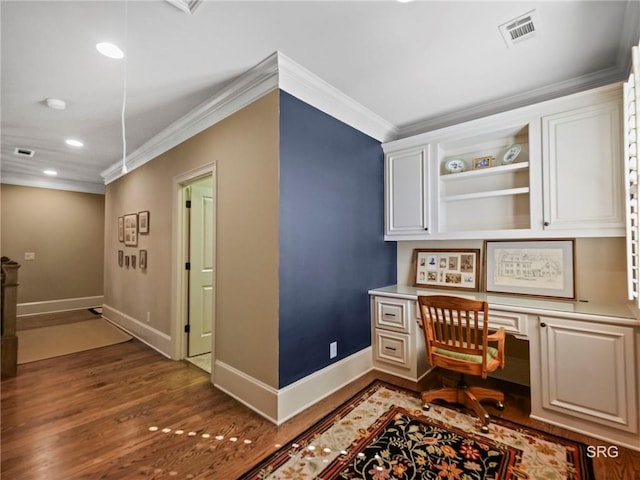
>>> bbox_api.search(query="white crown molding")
[101,51,398,185]
[277,52,398,142]
[397,65,625,138]
[616,1,640,75]
[101,53,280,184]
[1,171,105,194]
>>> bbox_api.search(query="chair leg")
[461,389,492,433]
[421,387,459,410]
[468,386,505,410]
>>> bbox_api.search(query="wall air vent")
[14,147,35,158]
[499,10,540,48]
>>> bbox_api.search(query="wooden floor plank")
[2,335,639,479]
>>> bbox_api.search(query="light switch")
[24,252,35,261]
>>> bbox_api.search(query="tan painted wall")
[104,91,280,387]
[397,238,627,304]
[0,184,105,303]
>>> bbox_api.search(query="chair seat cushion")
[434,345,498,364]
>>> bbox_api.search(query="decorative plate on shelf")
[502,144,522,164]
[445,158,466,174]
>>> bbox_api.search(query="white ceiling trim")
[397,65,625,138]
[101,51,399,185]
[277,52,399,142]
[101,53,280,184]
[1,172,105,195]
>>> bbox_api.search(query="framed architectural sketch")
[118,217,124,242]
[123,213,138,246]
[138,210,150,234]
[118,250,123,267]
[484,239,575,299]
[413,248,480,291]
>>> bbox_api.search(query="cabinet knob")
[543,221,550,227]
[540,322,547,328]
[424,227,429,231]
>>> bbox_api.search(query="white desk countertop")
[369,285,640,327]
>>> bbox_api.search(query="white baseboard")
[102,304,172,359]
[17,296,104,317]
[277,347,373,424]
[214,347,373,425]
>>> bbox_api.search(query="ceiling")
[2,0,638,193]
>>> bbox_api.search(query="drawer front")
[486,310,527,336]
[375,297,410,333]
[374,330,410,368]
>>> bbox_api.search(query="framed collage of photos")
[123,213,138,246]
[413,249,480,292]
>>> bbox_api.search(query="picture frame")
[125,255,130,268]
[138,210,150,234]
[123,213,138,246]
[483,239,575,299]
[131,255,137,269]
[139,250,147,270]
[413,248,480,292]
[118,217,124,242]
[472,155,493,170]
[118,250,123,267]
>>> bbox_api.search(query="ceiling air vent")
[499,10,540,48]
[14,147,35,158]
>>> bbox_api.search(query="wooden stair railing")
[1,257,21,378]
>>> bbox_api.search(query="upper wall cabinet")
[383,83,624,241]
[542,94,624,236]
[385,146,430,237]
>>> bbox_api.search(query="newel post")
[1,257,21,378]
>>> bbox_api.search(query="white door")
[188,176,214,357]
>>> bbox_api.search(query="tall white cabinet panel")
[538,316,637,434]
[542,98,624,235]
[385,147,430,238]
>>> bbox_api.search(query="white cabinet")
[534,315,638,437]
[371,295,428,381]
[384,147,430,238]
[542,97,624,236]
[382,83,624,240]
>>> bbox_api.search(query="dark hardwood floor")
[2,315,639,479]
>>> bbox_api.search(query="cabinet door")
[385,147,429,238]
[542,99,624,235]
[538,316,637,433]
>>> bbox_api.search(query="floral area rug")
[239,381,594,480]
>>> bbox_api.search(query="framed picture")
[484,239,575,299]
[123,213,138,246]
[138,210,150,234]
[413,249,480,292]
[125,255,130,268]
[118,250,123,267]
[131,255,137,269]
[139,250,148,270]
[472,155,493,170]
[118,217,124,242]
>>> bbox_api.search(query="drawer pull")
[383,313,397,318]
[385,346,397,351]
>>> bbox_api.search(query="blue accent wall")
[278,91,397,388]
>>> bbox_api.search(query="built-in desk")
[369,285,640,452]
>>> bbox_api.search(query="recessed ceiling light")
[96,42,124,59]
[43,170,58,176]
[65,139,84,148]
[45,98,67,110]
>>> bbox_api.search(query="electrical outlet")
[330,341,337,359]
[24,252,35,261]
[146,312,151,323]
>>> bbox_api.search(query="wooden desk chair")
[418,295,506,433]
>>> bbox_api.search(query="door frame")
[170,163,216,377]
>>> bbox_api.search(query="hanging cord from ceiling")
[121,0,129,174]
